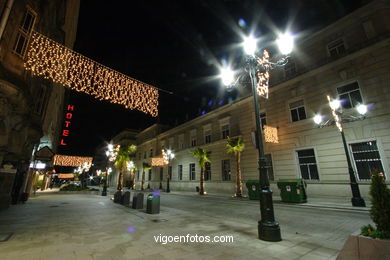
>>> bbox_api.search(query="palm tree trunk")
[236,152,243,197]
[117,170,123,191]
[130,170,135,189]
[200,166,205,195]
[141,171,145,190]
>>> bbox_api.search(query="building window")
[222,159,231,181]
[350,141,385,181]
[327,39,346,58]
[168,166,172,180]
[191,136,197,147]
[221,124,230,139]
[204,130,212,144]
[138,153,141,160]
[284,57,296,78]
[260,112,267,129]
[137,170,140,180]
[148,169,152,181]
[144,152,146,159]
[178,165,183,180]
[297,149,319,180]
[337,82,363,109]
[362,20,376,39]
[13,8,36,56]
[179,135,184,149]
[289,100,306,122]
[265,154,274,181]
[160,167,163,181]
[189,163,196,181]
[33,85,47,116]
[205,162,211,181]
[149,149,153,157]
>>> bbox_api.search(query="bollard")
[114,191,122,203]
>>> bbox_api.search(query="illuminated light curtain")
[263,125,279,143]
[151,157,165,167]
[53,155,93,167]
[256,50,270,99]
[24,31,159,117]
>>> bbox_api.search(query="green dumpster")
[277,179,307,203]
[246,180,260,200]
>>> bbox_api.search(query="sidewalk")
[93,186,371,212]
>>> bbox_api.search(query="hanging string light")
[53,155,93,167]
[263,125,279,143]
[256,50,270,98]
[24,31,159,117]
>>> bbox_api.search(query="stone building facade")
[0,0,80,209]
[124,0,390,199]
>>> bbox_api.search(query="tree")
[191,148,211,195]
[114,145,137,191]
[142,162,151,191]
[226,137,245,197]
[370,169,390,237]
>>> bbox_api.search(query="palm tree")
[226,137,245,197]
[142,162,151,190]
[191,148,211,195]
[114,144,137,191]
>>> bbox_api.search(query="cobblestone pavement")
[0,191,371,260]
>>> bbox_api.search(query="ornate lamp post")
[102,144,116,196]
[314,96,367,207]
[220,33,293,242]
[163,149,175,193]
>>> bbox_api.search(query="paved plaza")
[0,190,371,260]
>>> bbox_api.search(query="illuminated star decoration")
[24,31,159,117]
[256,50,270,99]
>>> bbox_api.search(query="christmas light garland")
[264,125,279,143]
[256,50,270,98]
[24,31,159,117]
[53,155,93,167]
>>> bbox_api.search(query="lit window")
[13,8,36,56]
[189,163,196,180]
[221,159,231,181]
[297,149,319,180]
[289,100,306,122]
[221,124,230,139]
[350,141,385,181]
[327,39,346,58]
[337,82,363,109]
[33,85,47,116]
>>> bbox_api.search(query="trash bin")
[146,193,160,214]
[246,180,260,200]
[132,193,144,209]
[114,191,122,203]
[277,179,307,203]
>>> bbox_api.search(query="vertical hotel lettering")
[60,104,74,146]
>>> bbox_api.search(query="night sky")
[57,0,364,157]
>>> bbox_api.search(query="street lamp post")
[314,96,366,207]
[221,33,293,242]
[102,144,115,196]
[163,149,175,193]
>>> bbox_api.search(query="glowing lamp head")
[356,104,367,115]
[243,35,257,56]
[313,114,323,125]
[108,167,112,173]
[220,67,234,86]
[108,144,113,151]
[330,99,341,110]
[277,32,294,55]
[89,176,93,180]
[167,149,172,155]
[171,153,175,159]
